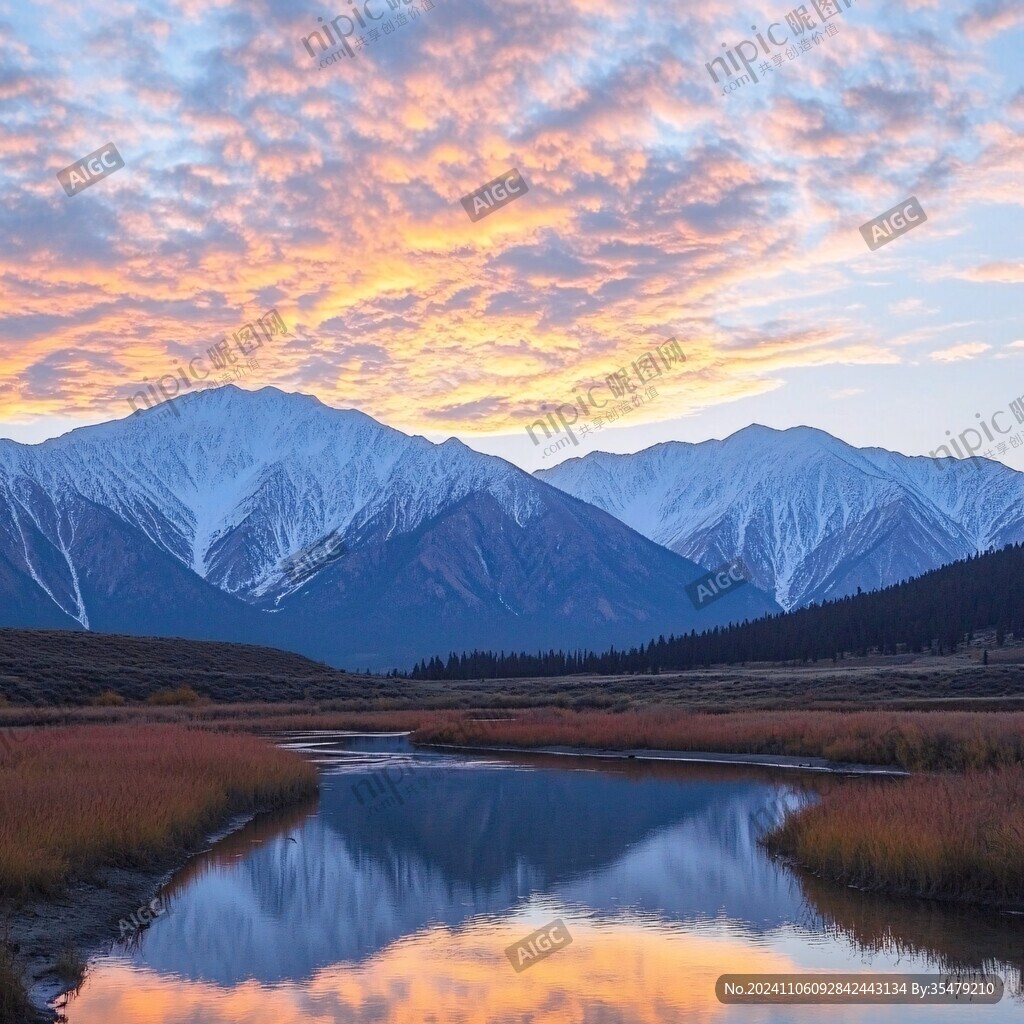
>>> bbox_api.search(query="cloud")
[958,0,1024,40]
[0,0,1021,444]
[960,262,1024,284]
[929,342,992,363]
[887,298,936,316]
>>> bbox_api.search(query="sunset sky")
[1,0,1021,471]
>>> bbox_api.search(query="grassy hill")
[0,628,375,705]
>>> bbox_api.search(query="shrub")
[146,686,202,706]
[91,690,125,707]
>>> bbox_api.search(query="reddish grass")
[7,704,1018,774]
[0,725,318,897]
[205,710,426,735]
[766,767,1024,906]
[410,708,1024,770]
[0,703,425,734]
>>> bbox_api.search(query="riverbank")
[417,741,909,775]
[4,811,260,1018]
[0,725,318,1022]
[764,765,1024,910]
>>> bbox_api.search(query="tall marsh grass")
[0,724,318,897]
[766,767,1024,906]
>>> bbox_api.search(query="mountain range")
[537,425,1024,609]
[0,387,776,670]
[1,388,1020,669]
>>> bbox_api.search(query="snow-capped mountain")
[536,424,1024,609]
[0,388,779,669]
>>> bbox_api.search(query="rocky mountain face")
[0,388,779,669]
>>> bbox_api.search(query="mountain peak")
[538,425,1024,610]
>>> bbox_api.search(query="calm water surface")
[60,733,1023,1023]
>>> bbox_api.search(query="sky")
[0,0,1021,472]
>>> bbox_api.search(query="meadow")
[3,625,1024,713]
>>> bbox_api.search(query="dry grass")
[16,703,1008,773]
[411,708,1024,770]
[0,724,318,897]
[2,705,1021,913]
[766,767,1024,906]
[5,704,1021,770]
[0,702,424,734]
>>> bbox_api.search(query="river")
[58,732,1022,1023]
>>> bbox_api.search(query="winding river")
[59,732,1022,1023]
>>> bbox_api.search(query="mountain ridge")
[0,387,780,669]
[536,424,1024,609]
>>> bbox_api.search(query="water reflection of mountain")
[129,739,1023,998]
[133,747,807,985]
[326,756,804,892]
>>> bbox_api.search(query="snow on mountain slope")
[0,388,542,601]
[0,388,781,669]
[535,424,1024,609]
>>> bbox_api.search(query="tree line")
[408,543,1024,679]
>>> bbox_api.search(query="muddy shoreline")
[2,810,261,1021]
[416,740,911,775]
